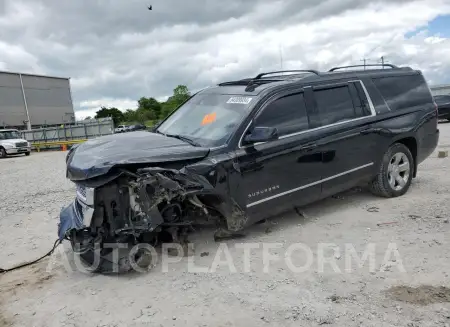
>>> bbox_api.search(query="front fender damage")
[59,164,249,244]
[128,166,249,233]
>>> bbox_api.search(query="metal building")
[430,84,450,96]
[0,71,75,130]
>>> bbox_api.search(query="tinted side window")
[255,93,309,136]
[314,85,363,126]
[372,74,432,111]
[352,83,373,116]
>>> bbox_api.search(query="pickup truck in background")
[0,129,31,158]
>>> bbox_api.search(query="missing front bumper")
[58,199,94,240]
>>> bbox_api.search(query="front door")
[234,89,323,226]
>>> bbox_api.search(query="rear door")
[309,80,380,197]
[234,88,323,225]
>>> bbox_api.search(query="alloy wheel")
[387,152,410,191]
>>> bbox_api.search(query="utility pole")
[18,73,31,130]
[360,58,369,70]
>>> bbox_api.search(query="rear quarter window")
[371,74,432,111]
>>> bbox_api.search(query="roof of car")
[204,64,418,96]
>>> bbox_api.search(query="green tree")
[137,97,161,120]
[170,85,191,106]
[116,84,193,127]
[160,101,177,120]
[159,85,191,120]
[95,107,124,126]
[123,109,138,122]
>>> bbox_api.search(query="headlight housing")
[2,143,14,149]
[75,183,95,206]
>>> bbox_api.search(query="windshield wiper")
[165,134,202,147]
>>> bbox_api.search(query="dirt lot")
[1,124,450,327]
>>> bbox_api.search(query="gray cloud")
[0,0,449,117]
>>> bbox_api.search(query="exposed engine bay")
[59,166,248,273]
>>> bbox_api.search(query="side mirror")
[243,126,279,144]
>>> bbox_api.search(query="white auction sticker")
[226,96,253,104]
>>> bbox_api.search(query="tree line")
[89,85,191,126]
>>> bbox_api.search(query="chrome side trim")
[210,144,228,150]
[238,80,377,149]
[238,120,255,148]
[348,80,376,115]
[246,162,374,208]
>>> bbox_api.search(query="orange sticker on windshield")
[201,112,216,125]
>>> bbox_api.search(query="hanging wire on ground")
[0,239,62,274]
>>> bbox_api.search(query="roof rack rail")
[218,79,253,86]
[244,79,286,92]
[255,70,320,79]
[328,64,399,72]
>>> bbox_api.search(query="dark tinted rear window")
[314,85,368,126]
[372,74,432,111]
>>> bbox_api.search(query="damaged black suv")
[59,64,439,272]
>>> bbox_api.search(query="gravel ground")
[1,124,450,327]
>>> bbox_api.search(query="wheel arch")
[391,136,418,177]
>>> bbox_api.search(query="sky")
[0,0,450,120]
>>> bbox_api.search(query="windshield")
[0,130,22,140]
[156,93,254,147]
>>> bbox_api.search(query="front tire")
[76,243,154,274]
[369,143,414,198]
[0,148,6,158]
[25,152,30,156]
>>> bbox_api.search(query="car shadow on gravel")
[242,186,378,233]
[0,154,29,160]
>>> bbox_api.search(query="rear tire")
[0,148,6,158]
[369,143,414,198]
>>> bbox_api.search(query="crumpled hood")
[66,131,210,181]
